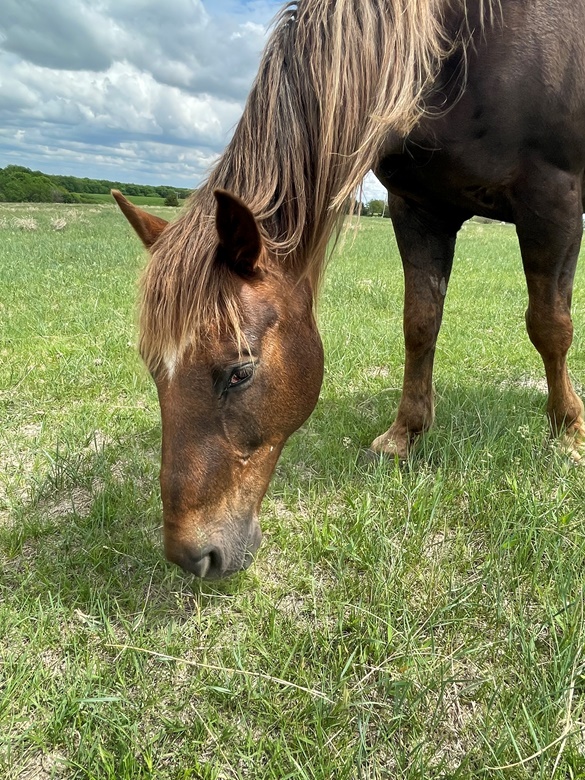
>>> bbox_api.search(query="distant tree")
[0,165,192,204]
[365,198,388,217]
[0,166,70,202]
[164,191,179,207]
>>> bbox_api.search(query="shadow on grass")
[278,378,552,479]
[0,379,552,616]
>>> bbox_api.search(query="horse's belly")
[376,144,517,222]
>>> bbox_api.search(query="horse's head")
[114,190,324,579]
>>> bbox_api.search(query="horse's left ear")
[214,189,263,277]
[111,190,169,249]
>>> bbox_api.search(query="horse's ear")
[214,189,262,277]
[111,190,169,249]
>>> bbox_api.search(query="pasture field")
[2,201,585,779]
[81,194,169,206]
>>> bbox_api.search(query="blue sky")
[0,0,386,198]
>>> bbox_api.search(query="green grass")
[2,203,585,779]
[82,194,179,206]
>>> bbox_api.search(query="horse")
[114,0,585,579]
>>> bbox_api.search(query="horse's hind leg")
[513,165,585,456]
[370,196,466,458]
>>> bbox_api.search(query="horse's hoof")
[558,435,584,465]
[369,431,410,461]
[558,420,585,465]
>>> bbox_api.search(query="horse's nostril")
[175,543,226,579]
[207,546,223,574]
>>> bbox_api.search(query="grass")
[81,194,181,206]
[2,203,585,779]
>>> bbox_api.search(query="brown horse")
[114,0,585,579]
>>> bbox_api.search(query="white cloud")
[0,1,276,184]
[0,0,385,198]
[362,172,389,204]
[1,0,115,71]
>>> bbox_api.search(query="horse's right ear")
[111,190,169,249]
[214,189,263,278]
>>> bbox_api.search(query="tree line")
[0,165,390,215]
[345,198,389,217]
[0,166,192,203]
[360,198,389,217]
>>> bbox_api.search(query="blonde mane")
[140,0,488,372]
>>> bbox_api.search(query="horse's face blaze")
[153,273,324,579]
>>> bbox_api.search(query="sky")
[0,0,386,199]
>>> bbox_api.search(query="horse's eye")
[227,363,254,390]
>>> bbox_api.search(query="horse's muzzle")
[166,521,263,579]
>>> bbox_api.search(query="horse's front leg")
[513,165,585,458]
[370,196,465,458]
